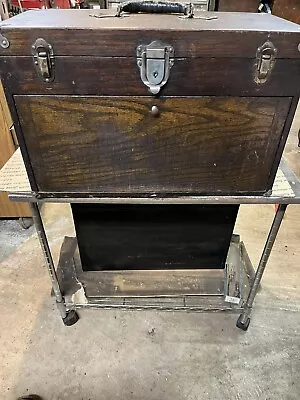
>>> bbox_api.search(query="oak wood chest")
[0,8,299,198]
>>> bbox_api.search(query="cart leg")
[236,204,288,331]
[30,202,79,326]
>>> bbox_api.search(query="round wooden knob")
[151,105,160,117]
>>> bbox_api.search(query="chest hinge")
[254,41,277,85]
[32,38,55,82]
[137,40,174,95]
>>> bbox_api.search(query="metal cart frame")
[7,158,300,331]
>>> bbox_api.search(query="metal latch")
[31,38,55,82]
[137,41,174,95]
[254,41,277,85]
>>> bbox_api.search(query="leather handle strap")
[116,1,193,17]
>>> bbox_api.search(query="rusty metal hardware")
[31,38,55,82]
[137,40,174,95]
[254,41,277,85]
[0,32,9,49]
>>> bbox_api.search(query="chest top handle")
[116,1,194,18]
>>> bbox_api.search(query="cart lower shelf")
[56,235,254,313]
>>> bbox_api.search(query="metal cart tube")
[30,202,79,326]
[236,203,288,330]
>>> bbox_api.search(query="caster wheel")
[19,217,33,229]
[63,310,79,326]
[236,315,250,331]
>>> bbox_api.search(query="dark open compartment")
[72,204,239,271]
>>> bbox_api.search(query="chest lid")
[0,9,300,59]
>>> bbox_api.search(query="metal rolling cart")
[0,149,299,331]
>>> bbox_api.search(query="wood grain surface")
[0,103,14,169]
[2,57,300,97]
[15,95,291,195]
[0,81,12,128]
[1,29,299,59]
[0,85,30,217]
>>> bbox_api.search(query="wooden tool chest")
[1,8,299,197]
[0,8,299,274]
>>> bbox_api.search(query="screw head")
[0,38,9,49]
[136,45,143,56]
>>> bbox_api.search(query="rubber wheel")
[63,310,79,326]
[19,217,33,229]
[236,315,250,331]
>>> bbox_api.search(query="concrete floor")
[0,112,300,400]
